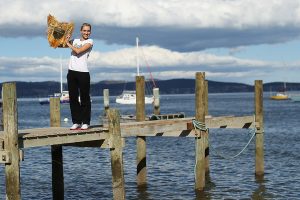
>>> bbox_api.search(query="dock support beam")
[103,89,110,116]
[0,100,3,131]
[204,80,209,173]
[153,88,160,115]
[136,76,147,186]
[108,109,126,200]
[50,97,64,200]
[255,80,264,176]
[3,82,21,200]
[194,72,206,190]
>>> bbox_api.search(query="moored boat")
[116,37,155,105]
[116,90,154,104]
[270,92,289,100]
[39,90,70,105]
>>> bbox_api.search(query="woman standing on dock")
[66,23,93,130]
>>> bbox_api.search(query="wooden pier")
[0,72,264,199]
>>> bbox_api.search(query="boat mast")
[136,37,140,76]
[60,55,63,94]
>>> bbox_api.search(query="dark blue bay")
[1,93,299,199]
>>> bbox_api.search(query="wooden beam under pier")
[0,115,255,148]
[0,126,110,149]
[120,115,254,137]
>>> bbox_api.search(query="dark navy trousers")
[67,70,91,125]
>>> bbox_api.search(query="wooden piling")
[255,80,264,176]
[50,97,64,200]
[3,82,21,200]
[204,81,208,116]
[107,109,126,200]
[194,72,206,190]
[103,89,110,115]
[0,100,3,131]
[153,88,160,115]
[204,80,209,173]
[136,76,147,186]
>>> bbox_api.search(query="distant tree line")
[0,79,299,98]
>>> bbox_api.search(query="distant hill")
[0,79,299,98]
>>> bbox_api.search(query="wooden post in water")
[3,82,21,200]
[255,80,264,176]
[194,72,206,190]
[136,76,147,186]
[204,80,209,173]
[50,97,64,200]
[153,88,160,115]
[103,89,110,115]
[107,109,126,200]
[0,100,3,131]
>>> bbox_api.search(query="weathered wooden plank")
[64,139,113,148]
[0,100,3,131]
[19,131,110,148]
[206,115,254,129]
[120,115,254,137]
[204,80,209,173]
[136,75,147,186]
[18,126,108,139]
[255,80,264,176]
[153,88,160,115]
[0,115,254,149]
[195,72,206,190]
[50,97,64,200]
[3,82,21,200]
[0,138,3,150]
[108,109,126,200]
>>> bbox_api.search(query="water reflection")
[252,175,266,200]
[136,184,151,200]
[194,173,215,200]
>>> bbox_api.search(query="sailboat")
[115,37,155,105]
[39,57,70,105]
[270,82,289,100]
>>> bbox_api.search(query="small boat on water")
[115,37,155,105]
[270,92,289,100]
[116,90,154,104]
[270,82,290,100]
[39,90,70,105]
[39,56,70,105]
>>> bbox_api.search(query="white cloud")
[1,46,299,84]
[2,0,300,51]
[2,0,300,28]
[89,45,271,69]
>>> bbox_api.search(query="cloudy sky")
[1,0,300,85]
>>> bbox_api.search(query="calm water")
[0,93,300,199]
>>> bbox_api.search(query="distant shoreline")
[1,79,300,98]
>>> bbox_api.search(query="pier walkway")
[0,72,264,200]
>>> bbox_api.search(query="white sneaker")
[70,123,81,130]
[81,124,89,130]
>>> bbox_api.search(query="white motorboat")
[116,90,154,104]
[39,91,70,105]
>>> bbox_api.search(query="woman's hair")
[81,23,92,31]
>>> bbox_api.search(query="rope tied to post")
[192,119,208,137]
[192,117,257,160]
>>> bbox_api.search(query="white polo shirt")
[68,38,93,72]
